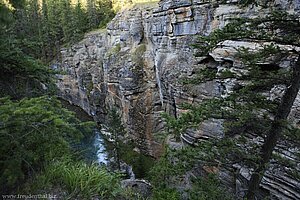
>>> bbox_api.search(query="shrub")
[0,96,93,192]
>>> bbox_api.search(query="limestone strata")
[56,0,300,199]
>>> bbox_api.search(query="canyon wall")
[55,0,300,199]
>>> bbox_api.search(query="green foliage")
[98,0,115,28]
[282,125,300,144]
[1,0,115,62]
[107,107,126,140]
[86,81,94,96]
[219,69,235,79]
[181,68,217,85]
[149,146,234,199]
[189,174,232,200]
[119,142,155,178]
[0,4,50,81]
[0,2,55,98]
[161,99,225,141]
[194,11,300,56]
[107,107,126,170]
[105,107,155,178]
[107,43,121,57]
[131,43,146,68]
[272,153,296,168]
[237,0,258,7]
[0,96,94,192]
[0,2,13,25]
[149,148,183,200]
[162,10,300,199]
[35,159,124,199]
[152,187,180,200]
[7,0,26,9]
[288,170,300,181]
[0,38,51,81]
[187,11,299,141]
[0,1,131,198]
[0,0,115,96]
[149,149,183,188]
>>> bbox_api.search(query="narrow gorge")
[54,0,300,199]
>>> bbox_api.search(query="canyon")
[55,0,300,199]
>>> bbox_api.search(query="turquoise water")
[60,99,154,178]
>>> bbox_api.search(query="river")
[60,99,154,179]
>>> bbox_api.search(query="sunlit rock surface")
[56,1,300,199]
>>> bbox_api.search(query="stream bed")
[60,99,154,179]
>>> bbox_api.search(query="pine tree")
[159,9,300,199]
[97,0,115,28]
[1,0,115,61]
[247,55,300,199]
[40,0,51,60]
[0,0,51,98]
[25,0,43,57]
[60,0,74,43]
[107,107,126,170]
[73,0,88,41]
[192,10,300,199]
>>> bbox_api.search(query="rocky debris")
[56,0,300,199]
[121,179,152,198]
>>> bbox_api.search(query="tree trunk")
[116,145,121,171]
[246,54,300,200]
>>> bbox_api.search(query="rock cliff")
[55,0,300,199]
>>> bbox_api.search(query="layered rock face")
[56,0,300,199]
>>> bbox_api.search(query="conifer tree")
[40,0,51,60]
[86,0,98,29]
[107,107,126,170]
[247,55,300,199]
[190,10,300,199]
[158,8,300,199]
[73,0,88,41]
[1,0,115,61]
[60,0,74,43]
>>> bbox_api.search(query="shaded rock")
[55,1,300,199]
[121,179,152,198]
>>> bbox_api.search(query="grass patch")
[133,0,159,8]
[107,43,121,58]
[131,44,146,70]
[113,0,159,11]
[32,159,125,199]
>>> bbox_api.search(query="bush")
[0,96,93,192]
[189,174,233,200]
